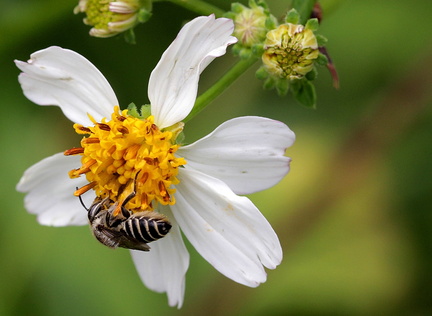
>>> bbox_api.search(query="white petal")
[149,15,237,129]
[17,153,93,226]
[109,2,137,13]
[172,169,282,287]
[15,46,118,126]
[130,207,189,308]
[178,116,295,195]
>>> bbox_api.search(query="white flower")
[15,15,295,308]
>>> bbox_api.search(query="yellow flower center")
[82,0,114,30]
[78,0,139,31]
[65,106,186,214]
[262,24,319,79]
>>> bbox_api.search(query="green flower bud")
[226,0,277,58]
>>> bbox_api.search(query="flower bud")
[74,0,151,38]
[226,0,276,58]
[262,23,319,79]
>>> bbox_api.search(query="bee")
[79,188,172,252]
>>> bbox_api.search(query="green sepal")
[139,104,151,118]
[316,53,329,66]
[175,131,185,145]
[140,0,153,12]
[316,34,327,46]
[239,48,253,59]
[231,45,243,57]
[263,76,275,90]
[127,103,140,117]
[124,28,136,44]
[127,103,151,119]
[138,9,152,23]
[224,12,235,20]
[255,66,269,80]
[285,9,300,24]
[265,14,278,30]
[291,79,317,108]
[249,0,269,9]
[305,18,319,31]
[276,78,290,96]
[251,44,264,57]
[232,44,257,59]
[305,67,317,81]
[230,2,244,14]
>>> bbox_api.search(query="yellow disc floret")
[262,23,319,79]
[65,106,186,213]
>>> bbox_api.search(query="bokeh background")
[1,0,432,315]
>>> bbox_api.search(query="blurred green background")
[1,0,432,315]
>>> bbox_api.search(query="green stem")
[165,0,225,17]
[184,57,258,123]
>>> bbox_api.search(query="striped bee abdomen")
[122,212,172,244]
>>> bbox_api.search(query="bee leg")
[106,191,136,227]
[122,190,136,206]
[107,171,141,227]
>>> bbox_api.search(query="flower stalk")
[185,56,258,123]
[164,0,225,17]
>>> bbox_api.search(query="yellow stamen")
[74,181,97,196]
[66,106,186,213]
[82,137,100,144]
[64,147,84,156]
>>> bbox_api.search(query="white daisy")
[15,15,295,308]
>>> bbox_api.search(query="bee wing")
[92,224,123,249]
[117,235,151,252]
[93,223,150,251]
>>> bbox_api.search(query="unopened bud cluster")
[228,2,320,81]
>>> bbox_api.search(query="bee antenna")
[76,187,89,212]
